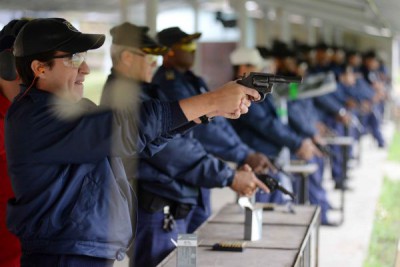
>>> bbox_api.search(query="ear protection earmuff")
[0,20,30,81]
[0,49,17,81]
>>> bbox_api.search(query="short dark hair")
[15,51,56,86]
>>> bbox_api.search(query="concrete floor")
[319,122,395,267]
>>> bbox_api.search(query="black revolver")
[314,142,332,157]
[237,72,303,102]
[257,174,295,200]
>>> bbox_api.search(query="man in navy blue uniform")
[5,18,260,267]
[308,43,355,190]
[153,27,277,234]
[360,50,386,147]
[100,23,269,267]
[230,47,337,225]
[346,50,385,147]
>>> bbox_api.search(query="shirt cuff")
[225,173,235,187]
[166,101,189,130]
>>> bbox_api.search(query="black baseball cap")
[156,27,201,48]
[110,22,167,55]
[13,18,105,57]
[363,50,377,59]
[256,46,273,59]
[314,42,329,51]
[346,49,359,58]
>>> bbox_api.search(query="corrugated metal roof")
[0,0,398,36]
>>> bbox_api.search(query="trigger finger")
[242,97,251,107]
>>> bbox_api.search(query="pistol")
[237,72,303,102]
[314,142,332,157]
[257,174,295,200]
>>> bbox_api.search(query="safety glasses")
[128,49,158,64]
[175,42,197,52]
[51,52,87,68]
[144,54,158,64]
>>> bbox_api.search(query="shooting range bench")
[158,204,320,267]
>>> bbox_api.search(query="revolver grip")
[255,91,267,103]
[236,79,266,102]
[257,174,278,192]
[257,174,295,200]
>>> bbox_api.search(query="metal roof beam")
[261,1,386,36]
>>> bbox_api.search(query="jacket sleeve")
[313,92,344,115]
[235,99,303,153]
[138,137,235,188]
[356,78,375,100]
[192,117,252,164]
[333,85,348,104]
[139,121,198,158]
[9,97,188,164]
[134,100,188,154]
[288,101,317,138]
[154,72,253,163]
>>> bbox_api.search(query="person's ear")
[167,50,175,57]
[120,50,134,67]
[31,60,45,78]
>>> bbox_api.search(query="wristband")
[199,115,213,124]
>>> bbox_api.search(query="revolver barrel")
[237,72,302,102]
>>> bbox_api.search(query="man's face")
[171,42,196,70]
[237,64,259,78]
[340,69,356,86]
[333,50,345,64]
[136,53,158,82]
[315,49,332,66]
[40,51,89,102]
[122,49,158,82]
[283,57,297,74]
[349,54,361,67]
[366,58,379,70]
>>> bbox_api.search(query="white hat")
[230,47,263,67]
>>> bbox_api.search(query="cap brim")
[58,33,105,53]
[142,45,169,55]
[138,35,169,55]
[181,32,201,43]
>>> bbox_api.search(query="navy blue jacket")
[288,99,318,138]
[136,67,235,206]
[354,78,375,101]
[231,94,303,158]
[307,66,343,119]
[313,77,346,122]
[5,84,189,260]
[153,66,252,164]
